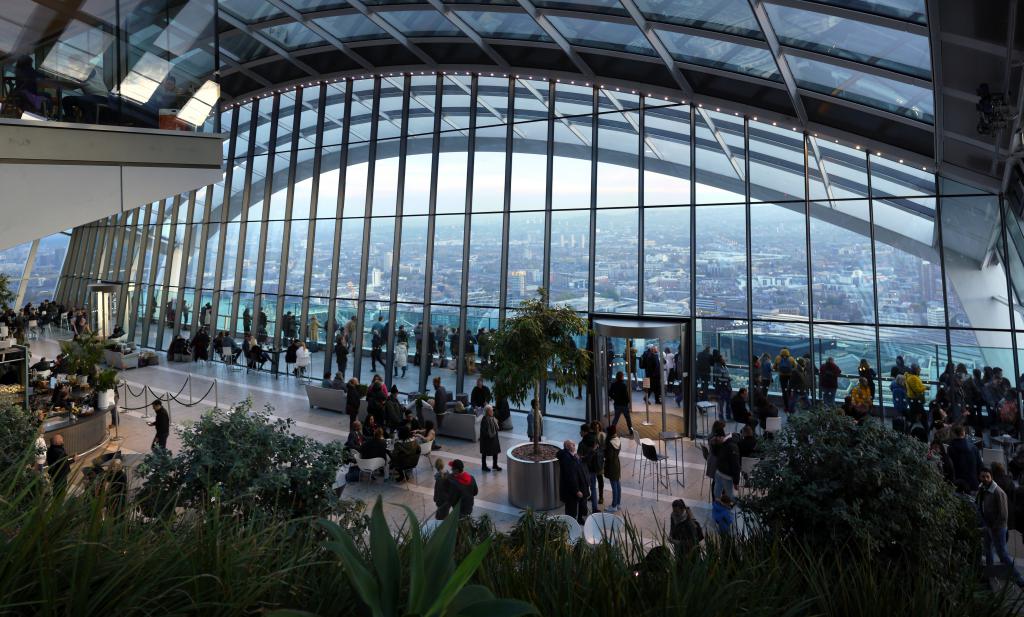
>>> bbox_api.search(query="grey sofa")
[305,385,367,420]
[418,402,482,442]
[104,348,140,370]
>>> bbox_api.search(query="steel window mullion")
[230,100,263,337]
[326,82,353,373]
[498,77,514,325]
[542,80,554,311]
[54,230,79,303]
[301,84,327,353]
[126,203,152,342]
[190,184,214,337]
[74,225,96,302]
[688,104,697,438]
[173,191,197,339]
[209,107,241,337]
[802,136,815,401]
[999,195,1022,429]
[865,156,884,411]
[64,228,84,303]
[637,98,645,316]
[110,214,127,282]
[419,74,443,395]
[141,200,167,346]
[744,118,754,402]
[15,239,39,307]
[275,89,304,349]
[456,75,478,397]
[385,76,411,387]
[253,94,282,343]
[932,175,953,373]
[587,86,597,316]
[116,210,140,329]
[232,100,264,337]
[355,78,382,381]
[154,195,183,348]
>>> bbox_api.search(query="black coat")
[470,385,492,408]
[446,473,478,517]
[345,384,361,415]
[948,437,983,488]
[46,444,70,486]
[609,380,629,406]
[153,407,170,438]
[479,415,500,456]
[556,448,590,502]
[434,386,450,412]
[711,436,741,483]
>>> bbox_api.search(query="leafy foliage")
[483,289,590,448]
[59,334,105,377]
[0,273,13,310]
[136,399,351,518]
[741,409,979,587]
[275,497,537,617]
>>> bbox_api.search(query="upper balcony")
[0,0,219,132]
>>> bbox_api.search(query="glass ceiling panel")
[260,22,326,51]
[656,28,781,80]
[805,0,927,25]
[363,0,427,4]
[219,0,285,23]
[455,10,551,42]
[788,55,933,123]
[765,3,930,80]
[533,0,628,17]
[219,32,273,63]
[283,0,349,10]
[313,13,389,42]
[547,15,656,56]
[378,9,461,36]
[634,0,762,39]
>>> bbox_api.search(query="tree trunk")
[532,380,541,455]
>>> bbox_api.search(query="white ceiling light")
[177,79,220,126]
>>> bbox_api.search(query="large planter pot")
[506,442,561,511]
[97,389,115,410]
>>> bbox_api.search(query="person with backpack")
[774,348,796,412]
[577,423,604,515]
[819,357,842,408]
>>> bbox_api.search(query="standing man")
[819,357,842,408]
[979,467,1024,586]
[371,315,387,372]
[334,333,349,377]
[444,460,478,518]
[642,345,662,404]
[608,371,633,435]
[46,434,73,492]
[148,400,170,452]
[696,345,712,401]
[431,376,450,413]
[556,440,590,524]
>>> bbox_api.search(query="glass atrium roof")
[212,0,936,157]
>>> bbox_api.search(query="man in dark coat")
[947,424,983,490]
[445,459,478,518]
[334,335,348,377]
[696,345,713,400]
[470,377,492,411]
[345,378,361,430]
[46,434,73,492]
[556,440,590,524]
[148,400,170,452]
[432,376,450,413]
[642,345,662,403]
[479,405,501,471]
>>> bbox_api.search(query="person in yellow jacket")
[904,364,927,422]
[849,377,873,419]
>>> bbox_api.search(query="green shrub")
[741,409,979,588]
[135,399,351,518]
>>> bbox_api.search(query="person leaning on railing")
[905,365,928,423]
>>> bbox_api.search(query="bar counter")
[42,410,108,458]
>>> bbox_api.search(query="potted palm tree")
[95,368,118,410]
[484,289,590,510]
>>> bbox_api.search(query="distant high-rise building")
[509,270,527,297]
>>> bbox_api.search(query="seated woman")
[191,329,210,361]
[752,391,778,430]
[414,420,436,444]
[359,428,389,463]
[390,427,421,482]
[738,425,758,457]
[295,342,311,377]
[285,340,300,371]
[362,415,381,439]
[345,420,365,450]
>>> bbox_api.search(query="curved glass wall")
[58,74,1019,420]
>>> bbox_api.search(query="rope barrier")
[118,374,220,412]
